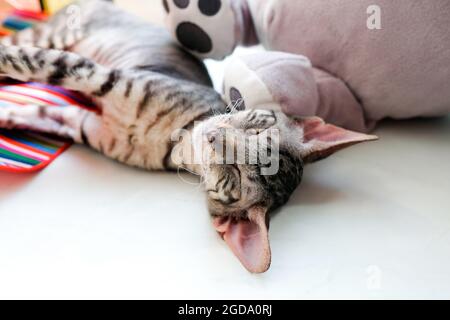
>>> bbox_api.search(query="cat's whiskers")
[230,98,244,114]
[176,166,205,188]
[224,98,244,114]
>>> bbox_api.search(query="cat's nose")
[206,132,216,143]
[207,131,217,143]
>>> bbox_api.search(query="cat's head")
[191,110,377,273]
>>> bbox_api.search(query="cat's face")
[192,110,377,273]
[195,110,303,215]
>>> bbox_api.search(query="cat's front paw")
[163,0,237,60]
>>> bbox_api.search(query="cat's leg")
[0,104,143,166]
[0,5,83,83]
[0,104,102,146]
[0,23,83,81]
[0,23,83,50]
[0,44,118,97]
[0,1,85,50]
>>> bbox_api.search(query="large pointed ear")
[295,117,378,163]
[213,206,271,274]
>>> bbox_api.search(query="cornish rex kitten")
[0,0,376,273]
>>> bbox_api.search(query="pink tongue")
[213,214,271,274]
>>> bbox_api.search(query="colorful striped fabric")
[1,6,96,173]
[6,0,76,15]
[0,82,97,172]
[1,8,47,37]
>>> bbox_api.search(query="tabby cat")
[0,0,376,273]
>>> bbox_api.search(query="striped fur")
[0,0,225,172]
[0,0,308,222]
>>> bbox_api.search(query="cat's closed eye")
[241,110,277,131]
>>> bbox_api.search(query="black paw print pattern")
[164,0,222,54]
[198,0,222,15]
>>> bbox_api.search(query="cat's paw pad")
[163,0,237,59]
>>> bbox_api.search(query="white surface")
[1,0,450,300]
[0,117,449,299]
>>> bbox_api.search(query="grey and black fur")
[0,0,224,171]
[0,0,316,226]
[0,0,378,274]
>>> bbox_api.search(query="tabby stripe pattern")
[0,9,93,172]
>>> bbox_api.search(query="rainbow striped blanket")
[1,8,95,173]
[0,82,95,172]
